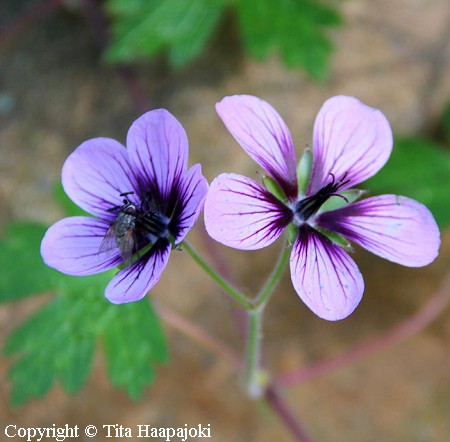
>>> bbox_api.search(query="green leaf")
[365,137,450,228]
[102,299,167,398]
[236,0,341,79]
[0,183,93,302]
[104,0,225,66]
[0,223,59,302]
[5,273,167,405]
[0,182,94,302]
[4,275,108,405]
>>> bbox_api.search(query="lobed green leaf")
[0,223,59,302]
[4,265,167,405]
[102,298,168,399]
[104,0,225,66]
[236,0,341,79]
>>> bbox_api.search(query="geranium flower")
[204,95,440,320]
[41,109,208,303]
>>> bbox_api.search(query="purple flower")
[204,95,440,321]
[41,109,208,303]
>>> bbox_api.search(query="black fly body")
[100,192,171,266]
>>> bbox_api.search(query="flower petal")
[62,138,138,219]
[216,95,298,200]
[317,195,440,267]
[204,173,292,250]
[308,96,393,194]
[127,109,188,202]
[290,226,364,321]
[40,216,122,276]
[105,242,171,303]
[172,164,209,244]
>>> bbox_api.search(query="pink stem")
[275,273,450,388]
[153,301,240,369]
[155,300,313,441]
[265,386,313,442]
[0,0,62,45]
[79,0,150,113]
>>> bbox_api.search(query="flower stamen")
[294,173,349,223]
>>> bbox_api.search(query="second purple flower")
[204,95,440,321]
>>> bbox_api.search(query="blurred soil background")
[1,0,450,440]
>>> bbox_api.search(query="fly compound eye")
[124,204,136,215]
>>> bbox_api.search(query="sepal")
[319,189,366,213]
[285,223,298,246]
[262,175,288,203]
[297,147,313,195]
[315,226,352,251]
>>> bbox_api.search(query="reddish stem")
[265,386,313,442]
[156,298,313,441]
[0,0,62,45]
[79,0,150,113]
[275,273,450,388]
[154,301,240,369]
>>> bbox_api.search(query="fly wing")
[116,230,137,266]
[99,224,119,257]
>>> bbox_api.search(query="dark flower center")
[293,173,349,223]
[137,211,170,242]
[107,192,171,259]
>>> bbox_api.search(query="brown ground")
[1,0,450,441]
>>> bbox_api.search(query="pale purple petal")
[105,243,171,303]
[317,195,440,267]
[40,216,122,276]
[308,96,393,194]
[172,164,209,244]
[127,109,188,201]
[204,173,292,250]
[290,226,364,321]
[216,95,298,200]
[62,138,138,219]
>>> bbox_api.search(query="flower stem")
[254,241,291,308]
[0,0,62,46]
[182,240,253,310]
[244,241,290,397]
[154,301,240,368]
[244,306,266,397]
[265,386,313,442]
[183,239,291,398]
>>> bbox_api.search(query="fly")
[100,191,172,266]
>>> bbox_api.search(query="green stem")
[244,307,266,397]
[182,240,253,310]
[254,241,291,308]
[244,241,290,397]
[183,239,291,399]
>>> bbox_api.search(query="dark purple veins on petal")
[231,178,293,243]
